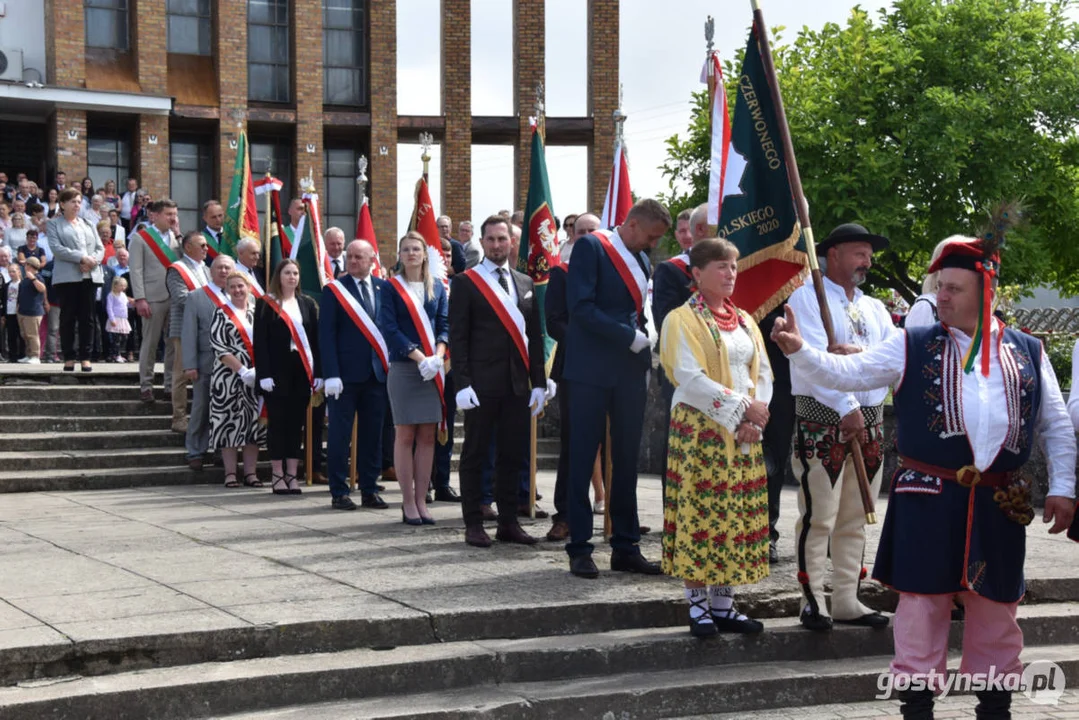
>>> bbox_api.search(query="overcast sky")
[393,0,888,236]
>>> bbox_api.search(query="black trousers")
[552,380,571,522]
[763,378,795,542]
[4,314,23,360]
[264,353,312,461]
[58,279,98,362]
[459,392,529,527]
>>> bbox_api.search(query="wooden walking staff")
[750,0,876,523]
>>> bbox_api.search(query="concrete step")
[1,611,1076,720]
[0,399,170,416]
[0,464,230,493]
[0,430,185,452]
[0,370,163,387]
[0,384,174,402]
[0,448,197,472]
[7,415,174,433]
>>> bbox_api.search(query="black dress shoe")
[712,613,764,634]
[361,492,389,509]
[689,616,718,638]
[495,522,539,545]
[610,551,662,575]
[376,483,386,493]
[434,486,462,502]
[800,607,833,632]
[834,612,889,629]
[465,524,492,548]
[331,495,358,511]
[569,555,599,578]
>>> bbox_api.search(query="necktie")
[497,268,510,295]
[333,259,341,277]
[359,279,373,316]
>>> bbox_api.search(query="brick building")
[0,0,619,261]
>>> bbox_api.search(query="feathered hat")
[926,201,1021,377]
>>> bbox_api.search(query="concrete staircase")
[0,583,1077,719]
[0,369,559,493]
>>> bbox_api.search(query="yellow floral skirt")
[661,403,771,586]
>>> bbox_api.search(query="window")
[323,0,366,106]
[324,148,358,232]
[87,134,131,193]
[167,0,212,56]
[170,138,214,233]
[248,0,290,103]
[85,0,129,51]
[249,138,292,207]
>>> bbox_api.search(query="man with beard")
[786,223,898,632]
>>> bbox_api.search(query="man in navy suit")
[320,239,391,511]
[563,199,672,578]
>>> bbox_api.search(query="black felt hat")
[815,223,890,256]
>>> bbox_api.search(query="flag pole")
[263,172,272,287]
[750,0,876,523]
[527,83,548,520]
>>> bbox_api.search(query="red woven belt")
[898,456,1011,488]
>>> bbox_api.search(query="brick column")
[137,116,170,199]
[369,0,398,266]
[513,0,544,212]
[217,0,248,203]
[294,0,324,202]
[587,0,619,213]
[133,0,168,94]
[51,110,88,181]
[44,0,85,88]
[441,0,471,224]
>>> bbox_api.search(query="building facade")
[0,0,619,258]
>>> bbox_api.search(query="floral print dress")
[659,298,772,586]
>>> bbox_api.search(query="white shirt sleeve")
[788,329,907,394]
[1036,348,1077,499]
[904,296,937,329]
[669,330,751,433]
[787,286,862,417]
[1067,339,1079,431]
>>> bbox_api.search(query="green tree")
[659,0,1079,300]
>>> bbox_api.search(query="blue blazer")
[319,275,390,384]
[562,233,652,388]
[379,279,449,361]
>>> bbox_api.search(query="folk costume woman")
[658,238,772,638]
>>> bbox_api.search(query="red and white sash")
[389,276,447,434]
[668,253,691,279]
[463,265,530,371]
[202,284,228,311]
[594,229,647,317]
[169,260,207,292]
[240,266,264,299]
[137,226,178,268]
[262,295,316,388]
[220,299,267,420]
[325,278,389,374]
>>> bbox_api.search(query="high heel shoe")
[419,515,436,525]
[401,509,423,526]
[285,474,302,495]
[271,473,289,495]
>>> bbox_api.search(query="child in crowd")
[16,257,45,364]
[4,262,21,361]
[105,275,132,363]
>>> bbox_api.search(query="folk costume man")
[319,240,392,511]
[450,215,548,548]
[563,198,671,579]
[772,234,1077,720]
[165,231,210,435]
[786,223,897,631]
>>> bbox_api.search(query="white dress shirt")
[787,275,898,416]
[789,319,1077,498]
[481,257,517,304]
[121,192,136,220]
[904,293,938,329]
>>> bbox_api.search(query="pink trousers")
[890,591,1023,684]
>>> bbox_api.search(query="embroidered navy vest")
[873,323,1042,602]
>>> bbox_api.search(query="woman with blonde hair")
[380,231,449,524]
[659,237,773,637]
[904,238,952,328]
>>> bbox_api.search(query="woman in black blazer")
[253,259,322,495]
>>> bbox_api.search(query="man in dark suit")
[320,239,390,511]
[563,198,671,578]
[201,201,225,265]
[436,215,466,275]
[450,214,549,548]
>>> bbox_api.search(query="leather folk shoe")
[465,524,492,548]
[800,606,834,632]
[569,555,599,579]
[495,522,538,545]
[610,551,662,575]
[834,611,889,629]
[546,520,569,542]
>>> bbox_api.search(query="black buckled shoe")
[834,611,889,629]
[711,610,764,634]
[610,551,662,575]
[799,606,833,632]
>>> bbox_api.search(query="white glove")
[629,329,651,353]
[456,386,480,410]
[544,378,557,402]
[259,378,275,393]
[324,377,343,399]
[418,356,439,382]
[529,387,546,417]
[313,378,325,393]
[239,367,256,387]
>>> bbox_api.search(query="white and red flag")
[703,52,739,225]
[600,141,632,230]
[354,198,383,279]
[253,175,284,196]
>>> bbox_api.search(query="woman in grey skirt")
[380,232,449,525]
